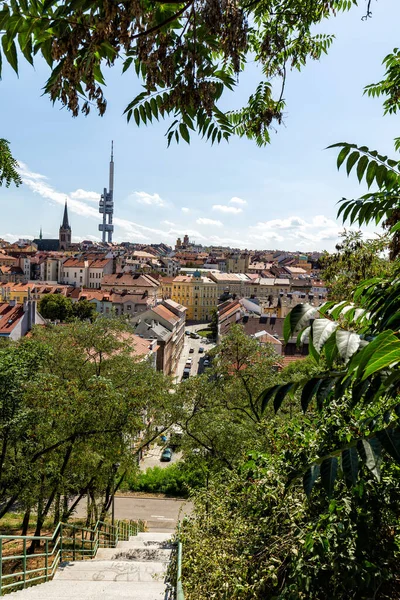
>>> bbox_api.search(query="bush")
[125,463,204,497]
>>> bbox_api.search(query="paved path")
[74,496,192,533]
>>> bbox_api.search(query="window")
[80,269,83,273]
[74,272,77,278]
[80,277,83,283]
[127,305,131,310]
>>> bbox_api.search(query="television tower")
[99,142,115,243]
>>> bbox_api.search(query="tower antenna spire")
[99,141,115,244]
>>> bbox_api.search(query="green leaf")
[376,427,400,463]
[366,160,378,188]
[356,155,369,182]
[1,35,18,74]
[346,151,360,175]
[259,385,280,414]
[311,319,338,353]
[320,457,338,497]
[357,438,382,481]
[336,145,351,169]
[303,464,320,499]
[301,378,322,413]
[336,329,361,363]
[283,304,317,343]
[323,332,339,368]
[316,378,336,410]
[179,123,190,144]
[341,447,358,486]
[274,383,293,413]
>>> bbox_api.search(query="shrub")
[125,463,204,497]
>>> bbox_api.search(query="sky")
[1,0,400,251]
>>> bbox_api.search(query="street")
[73,495,192,533]
[174,323,216,383]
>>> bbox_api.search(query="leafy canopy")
[0,0,360,146]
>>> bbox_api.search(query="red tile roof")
[0,303,24,335]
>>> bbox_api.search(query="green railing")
[176,524,184,600]
[0,519,145,596]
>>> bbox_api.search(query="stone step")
[94,547,172,562]
[134,533,172,543]
[6,580,167,599]
[119,539,172,549]
[54,559,166,582]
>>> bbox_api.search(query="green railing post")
[0,537,3,597]
[73,528,76,561]
[81,529,84,558]
[22,538,27,589]
[60,524,63,563]
[45,540,49,581]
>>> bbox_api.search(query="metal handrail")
[0,518,145,596]
[176,524,185,600]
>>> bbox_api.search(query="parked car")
[190,332,200,339]
[203,359,210,368]
[189,347,194,353]
[198,347,204,353]
[182,368,191,380]
[161,448,172,462]
[185,330,190,335]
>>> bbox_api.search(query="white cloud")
[249,214,342,245]
[134,191,165,206]
[212,204,243,214]
[163,220,176,227]
[230,197,247,206]
[181,207,190,213]
[196,218,223,227]
[70,189,100,202]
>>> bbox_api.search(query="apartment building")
[101,273,159,302]
[171,271,218,321]
[133,299,187,374]
[60,257,113,288]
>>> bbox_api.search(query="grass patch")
[197,329,213,339]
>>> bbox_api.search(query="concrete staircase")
[7,533,173,600]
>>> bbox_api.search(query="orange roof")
[0,303,24,334]
[152,304,179,324]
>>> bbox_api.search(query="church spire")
[62,199,70,230]
[39,226,42,240]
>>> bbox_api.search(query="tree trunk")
[53,492,61,526]
[21,507,31,536]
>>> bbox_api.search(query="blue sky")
[1,0,399,251]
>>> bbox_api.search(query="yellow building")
[171,271,218,321]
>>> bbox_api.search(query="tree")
[321,229,392,302]
[209,308,218,339]
[0,317,171,537]
[71,299,97,321]
[0,0,363,148]
[38,293,73,321]
[0,138,21,187]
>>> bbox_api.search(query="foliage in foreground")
[181,450,400,599]
[0,0,365,147]
[0,138,21,187]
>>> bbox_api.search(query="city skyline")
[1,0,399,250]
